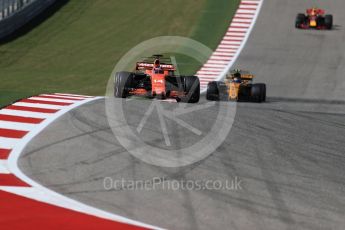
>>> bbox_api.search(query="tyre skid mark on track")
[0,1,265,229]
[0,93,158,230]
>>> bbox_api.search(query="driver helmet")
[154,59,161,68]
[311,8,317,16]
[233,69,241,78]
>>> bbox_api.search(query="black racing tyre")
[251,83,265,103]
[206,81,220,101]
[316,16,325,28]
[325,14,333,30]
[295,13,305,28]
[181,76,200,103]
[206,81,228,101]
[114,71,133,98]
[257,83,266,102]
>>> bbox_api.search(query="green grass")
[0,0,240,107]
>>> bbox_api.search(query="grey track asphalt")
[0,0,20,12]
[19,0,345,229]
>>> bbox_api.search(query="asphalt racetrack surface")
[0,0,16,12]
[19,1,345,229]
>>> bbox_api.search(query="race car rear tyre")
[295,13,305,28]
[181,76,200,103]
[206,81,220,100]
[258,83,266,102]
[114,71,133,98]
[251,83,266,103]
[206,81,228,101]
[325,14,333,30]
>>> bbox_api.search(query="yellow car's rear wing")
[241,74,254,79]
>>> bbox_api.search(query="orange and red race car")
[114,55,200,103]
[295,8,333,30]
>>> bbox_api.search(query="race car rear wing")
[241,74,255,80]
[226,73,255,80]
[136,62,175,71]
[306,8,325,15]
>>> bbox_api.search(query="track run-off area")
[2,0,345,229]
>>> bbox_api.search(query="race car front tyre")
[316,16,325,28]
[251,83,266,103]
[181,76,200,103]
[325,15,333,29]
[114,71,133,98]
[295,13,305,28]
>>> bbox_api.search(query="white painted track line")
[0,160,10,174]
[53,93,94,98]
[39,94,87,100]
[13,102,66,110]
[28,96,79,103]
[0,120,36,131]
[0,109,51,119]
[0,137,20,149]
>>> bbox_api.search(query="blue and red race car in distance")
[295,7,333,30]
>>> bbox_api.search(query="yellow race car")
[206,69,266,102]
